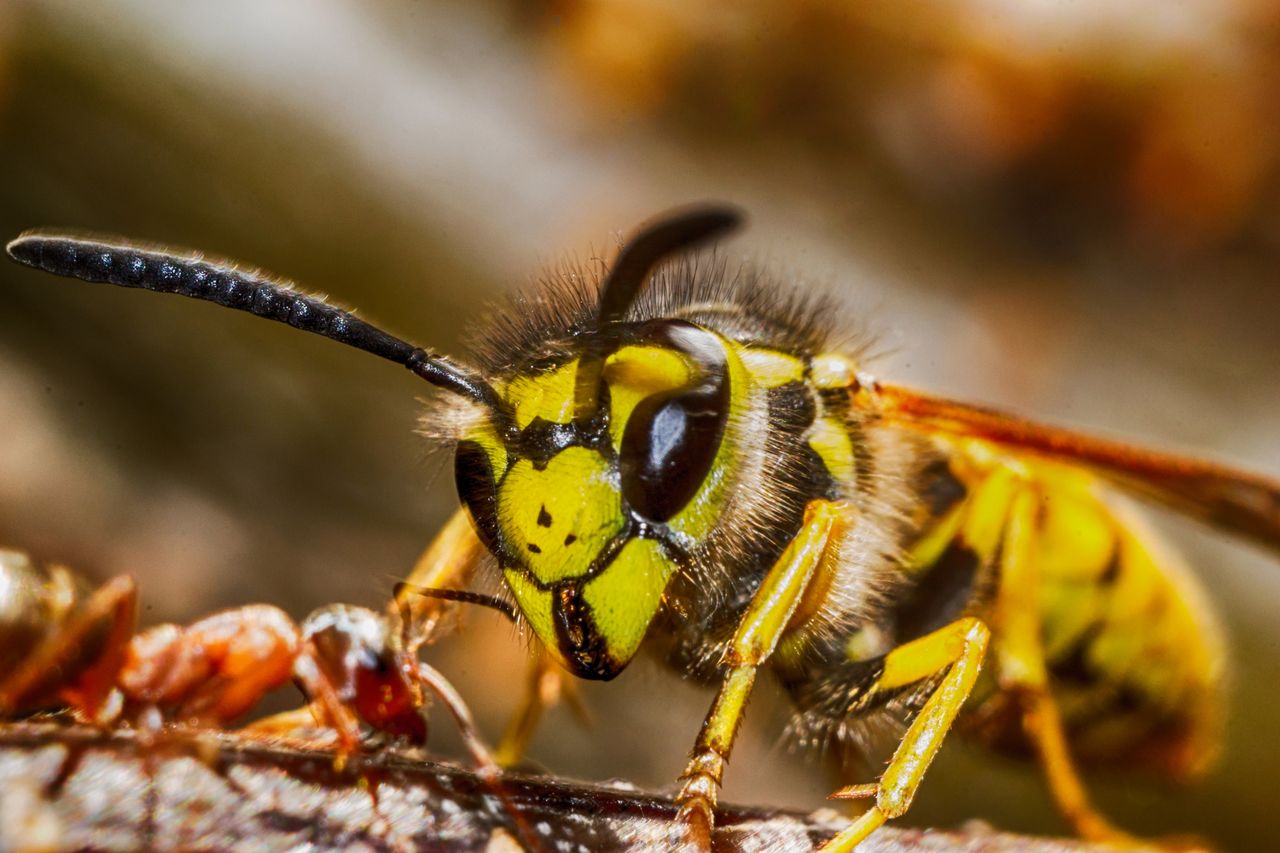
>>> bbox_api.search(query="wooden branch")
[0,722,1127,852]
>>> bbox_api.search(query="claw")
[828,782,877,801]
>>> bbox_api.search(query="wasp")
[6,208,1278,850]
[0,548,502,778]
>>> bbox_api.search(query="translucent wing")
[869,383,1280,556]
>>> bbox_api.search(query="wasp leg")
[674,499,846,847]
[495,646,591,768]
[391,507,488,656]
[992,486,1141,844]
[0,574,137,720]
[822,617,991,851]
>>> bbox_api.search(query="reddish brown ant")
[0,548,511,776]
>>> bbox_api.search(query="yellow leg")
[494,646,591,768]
[674,499,847,846]
[992,486,1138,844]
[822,617,991,852]
[390,507,487,656]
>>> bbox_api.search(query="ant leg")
[118,604,300,727]
[408,658,550,852]
[243,706,335,742]
[0,574,137,720]
[410,658,500,781]
[291,640,363,757]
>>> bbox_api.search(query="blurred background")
[0,0,1277,846]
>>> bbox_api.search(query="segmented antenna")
[575,204,743,419]
[595,205,743,326]
[393,582,519,624]
[5,231,502,411]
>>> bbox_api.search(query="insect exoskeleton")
[7,209,1278,850]
[0,548,498,777]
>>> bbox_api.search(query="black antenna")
[5,231,503,412]
[575,204,743,419]
[393,582,519,624]
[596,204,743,326]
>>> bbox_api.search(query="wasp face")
[2,207,745,680]
[454,320,740,679]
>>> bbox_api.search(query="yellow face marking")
[504,568,556,657]
[582,538,675,666]
[738,347,804,388]
[496,447,623,585]
[603,345,691,449]
[505,360,579,429]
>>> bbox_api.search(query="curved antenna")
[392,582,518,624]
[6,231,503,412]
[576,204,743,419]
[596,204,743,326]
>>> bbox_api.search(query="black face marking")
[619,321,730,523]
[552,583,621,680]
[536,506,553,527]
[454,440,502,553]
[517,413,612,470]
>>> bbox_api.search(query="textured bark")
[0,722,1133,852]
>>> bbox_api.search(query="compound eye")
[620,386,726,522]
[454,440,502,553]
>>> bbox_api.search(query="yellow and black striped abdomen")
[923,444,1226,779]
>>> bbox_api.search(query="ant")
[0,548,515,776]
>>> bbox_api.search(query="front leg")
[675,499,846,847]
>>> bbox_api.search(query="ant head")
[301,603,426,744]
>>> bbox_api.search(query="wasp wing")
[869,383,1280,555]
